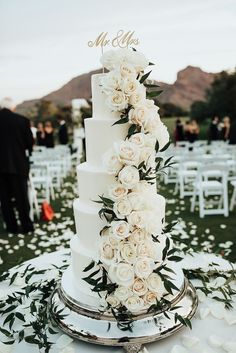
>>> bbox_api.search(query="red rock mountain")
[17,66,215,114]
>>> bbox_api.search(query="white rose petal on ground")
[208,334,223,348]
[181,335,200,348]
[199,307,210,319]
[170,345,188,353]
[56,334,74,349]
[222,341,236,352]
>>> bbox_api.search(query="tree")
[190,101,209,122]
[159,102,188,117]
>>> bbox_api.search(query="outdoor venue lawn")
[0,172,235,274]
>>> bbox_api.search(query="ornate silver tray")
[49,276,198,353]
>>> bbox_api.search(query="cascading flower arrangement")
[82,48,181,323]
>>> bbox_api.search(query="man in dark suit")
[0,98,34,233]
[58,116,69,145]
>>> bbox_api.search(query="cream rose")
[147,273,166,298]
[122,78,139,95]
[125,295,144,313]
[128,105,150,127]
[120,63,136,78]
[106,90,128,112]
[111,220,130,239]
[114,286,132,302]
[113,197,132,219]
[118,165,140,189]
[129,51,149,73]
[100,238,118,265]
[106,295,120,308]
[127,210,147,229]
[108,262,134,287]
[139,147,154,165]
[100,71,122,93]
[137,241,155,258]
[129,132,146,147]
[153,122,170,150]
[145,133,156,148]
[108,182,128,201]
[115,140,140,166]
[103,149,123,175]
[132,278,148,296]
[129,86,146,107]
[135,257,155,279]
[119,242,137,264]
[143,291,158,306]
[129,228,148,243]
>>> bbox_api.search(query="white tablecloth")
[0,250,236,353]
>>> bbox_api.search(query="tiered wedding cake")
[62,48,185,318]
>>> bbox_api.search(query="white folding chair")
[28,174,40,220]
[178,159,201,198]
[191,164,229,218]
[229,180,236,211]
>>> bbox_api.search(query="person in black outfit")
[208,116,220,142]
[44,121,54,148]
[174,119,184,143]
[0,98,34,233]
[36,122,46,146]
[229,120,236,144]
[58,116,69,145]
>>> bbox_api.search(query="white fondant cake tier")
[77,163,115,204]
[92,74,120,121]
[85,118,128,166]
[73,198,106,248]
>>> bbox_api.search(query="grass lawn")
[0,170,235,274]
[162,117,210,140]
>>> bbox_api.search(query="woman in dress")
[36,122,45,146]
[174,118,185,144]
[44,121,55,148]
[221,116,231,141]
[188,120,200,143]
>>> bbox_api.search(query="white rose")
[108,234,119,248]
[118,165,140,189]
[153,122,170,150]
[145,99,160,112]
[129,51,149,73]
[137,241,155,258]
[128,105,150,127]
[144,211,163,235]
[143,291,158,306]
[113,197,132,219]
[120,62,136,78]
[100,71,122,93]
[129,228,148,243]
[143,115,160,134]
[139,147,154,165]
[111,220,130,239]
[129,86,146,107]
[127,211,147,229]
[114,286,132,301]
[122,77,139,95]
[100,238,118,265]
[106,295,120,308]
[109,262,134,287]
[132,278,148,296]
[106,90,128,112]
[100,50,118,70]
[147,273,166,298]
[115,140,140,166]
[119,242,137,264]
[125,295,144,313]
[145,133,156,148]
[127,192,145,211]
[108,182,128,201]
[103,149,123,175]
[135,257,155,279]
[129,133,146,147]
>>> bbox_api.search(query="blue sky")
[0,0,236,103]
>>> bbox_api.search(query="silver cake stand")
[49,274,198,353]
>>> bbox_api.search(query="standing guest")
[174,118,184,143]
[184,121,191,141]
[58,116,69,145]
[36,122,46,146]
[30,121,37,143]
[221,116,231,141]
[44,121,54,148]
[229,120,236,144]
[208,116,220,142]
[0,98,34,233]
[189,119,200,143]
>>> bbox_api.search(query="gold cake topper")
[88,30,140,49]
